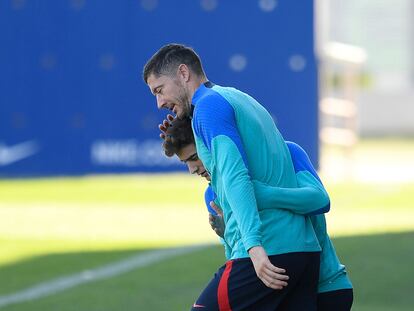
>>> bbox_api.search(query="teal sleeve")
[252,170,330,215]
[212,135,262,251]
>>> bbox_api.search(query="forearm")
[254,171,330,215]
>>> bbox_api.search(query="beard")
[175,80,191,119]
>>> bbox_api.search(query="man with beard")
[143,43,321,310]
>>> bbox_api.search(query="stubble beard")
[176,86,191,119]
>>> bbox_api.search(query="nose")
[156,94,166,109]
[188,164,198,175]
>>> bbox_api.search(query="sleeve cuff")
[243,235,262,251]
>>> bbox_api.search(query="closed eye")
[183,153,199,163]
[152,85,163,96]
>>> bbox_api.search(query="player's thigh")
[193,258,288,311]
[317,289,354,311]
[193,252,320,311]
[229,252,320,311]
[276,252,320,311]
[191,264,225,310]
[226,258,286,311]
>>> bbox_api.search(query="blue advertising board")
[0,0,318,176]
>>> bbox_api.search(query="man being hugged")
[161,116,353,311]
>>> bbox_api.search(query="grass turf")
[1,139,414,310]
[1,232,413,311]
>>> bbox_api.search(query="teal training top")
[191,82,321,259]
[252,141,353,293]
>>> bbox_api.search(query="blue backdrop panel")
[0,0,318,177]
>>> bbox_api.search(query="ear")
[177,64,190,82]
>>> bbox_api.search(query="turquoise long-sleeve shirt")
[251,142,352,293]
[204,141,352,293]
[192,82,320,259]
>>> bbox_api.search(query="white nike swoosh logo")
[0,141,40,166]
[192,303,206,308]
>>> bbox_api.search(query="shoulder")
[286,142,311,170]
[194,88,233,117]
[192,88,236,137]
[286,141,321,182]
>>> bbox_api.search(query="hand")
[210,201,223,217]
[248,246,289,290]
[208,201,225,237]
[159,114,175,139]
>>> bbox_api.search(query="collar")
[190,81,214,117]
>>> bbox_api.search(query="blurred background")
[0,0,413,310]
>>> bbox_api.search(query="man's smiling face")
[147,73,192,119]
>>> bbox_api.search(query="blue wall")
[0,0,318,177]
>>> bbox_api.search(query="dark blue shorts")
[317,289,353,311]
[191,251,320,311]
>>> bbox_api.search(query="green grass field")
[0,139,413,310]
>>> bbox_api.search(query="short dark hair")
[162,116,195,157]
[143,43,205,83]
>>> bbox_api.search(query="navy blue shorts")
[317,289,353,311]
[191,252,320,311]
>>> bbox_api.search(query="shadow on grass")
[332,231,414,311]
[0,231,413,311]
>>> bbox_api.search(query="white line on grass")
[0,244,210,308]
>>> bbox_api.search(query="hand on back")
[248,246,289,290]
[208,201,225,238]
